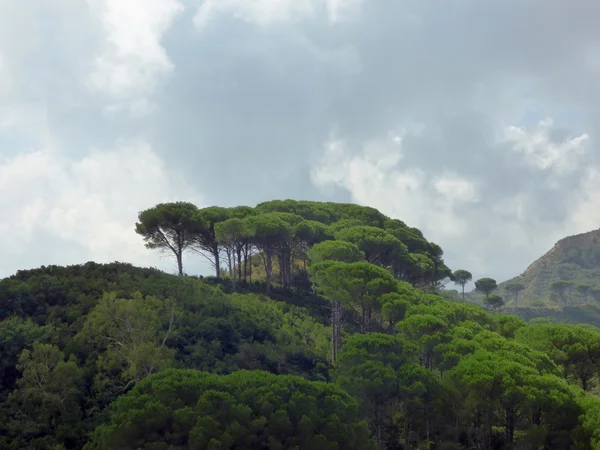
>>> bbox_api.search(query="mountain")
[499,228,600,317]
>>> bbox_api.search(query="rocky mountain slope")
[500,228,600,308]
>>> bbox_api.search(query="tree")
[335,333,424,449]
[294,220,333,271]
[446,349,579,450]
[474,277,497,300]
[215,218,248,289]
[308,241,365,362]
[312,261,398,334]
[485,293,505,311]
[86,369,376,450]
[308,240,365,264]
[77,292,178,392]
[452,269,472,301]
[9,343,84,449]
[515,323,600,391]
[311,261,398,362]
[334,226,408,270]
[135,202,199,276]
[191,206,231,278]
[245,213,293,294]
[505,282,525,308]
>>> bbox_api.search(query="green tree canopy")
[308,240,365,265]
[135,202,200,275]
[452,269,473,300]
[86,369,376,450]
[474,277,497,299]
[334,226,408,269]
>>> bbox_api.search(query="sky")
[2,0,600,286]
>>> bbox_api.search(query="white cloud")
[567,167,600,235]
[504,118,589,174]
[0,141,203,278]
[433,172,480,203]
[86,0,184,112]
[311,134,477,240]
[310,128,582,280]
[193,0,362,28]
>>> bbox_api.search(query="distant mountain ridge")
[500,228,600,308]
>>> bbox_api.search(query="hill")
[4,201,600,449]
[499,228,600,308]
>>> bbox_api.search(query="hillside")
[499,228,600,309]
[4,201,600,449]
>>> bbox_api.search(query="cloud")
[86,0,184,114]
[193,0,362,28]
[4,0,600,286]
[311,117,596,282]
[504,119,589,175]
[311,134,478,241]
[0,140,203,278]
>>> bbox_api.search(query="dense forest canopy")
[2,200,600,449]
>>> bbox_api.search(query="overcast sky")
[2,0,600,285]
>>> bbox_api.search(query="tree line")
[134,200,452,293]
[5,200,600,448]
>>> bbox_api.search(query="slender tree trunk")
[214,246,221,278]
[360,304,366,334]
[227,249,236,291]
[237,247,242,282]
[462,284,465,301]
[265,252,272,294]
[332,301,338,363]
[243,243,249,282]
[176,249,183,276]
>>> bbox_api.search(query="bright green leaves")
[312,261,398,334]
[78,292,178,389]
[515,323,600,391]
[8,343,84,448]
[445,349,580,449]
[334,226,408,268]
[308,240,365,264]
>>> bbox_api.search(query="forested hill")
[4,200,600,449]
[499,228,600,309]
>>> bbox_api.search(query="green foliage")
[135,202,200,275]
[7,200,600,450]
[311,261,398,333]
[86,369,376,450]
[474,277,498,298]
[451,269,472,300]
[485,293,505,310]
[307,240,365,264]
[515,323,600,391]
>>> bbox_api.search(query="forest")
[2,199,600,449]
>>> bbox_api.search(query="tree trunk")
[243,242,249,283]
[332,301,338,364]
[265,252,272,294]
[214,246,221,278]
[237,247,243,283]
[176,249,183,276]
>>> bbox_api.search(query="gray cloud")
[2,0,600,285]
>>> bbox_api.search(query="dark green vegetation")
[3,199,600,449]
